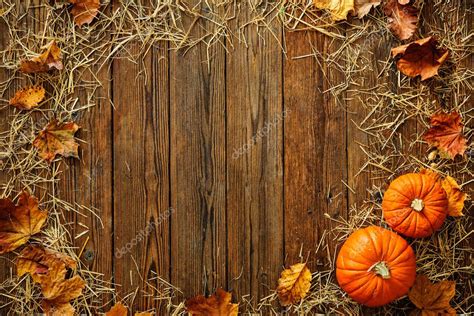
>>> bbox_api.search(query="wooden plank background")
[0,0,471,314]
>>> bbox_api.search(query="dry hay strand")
[0,0,471,315]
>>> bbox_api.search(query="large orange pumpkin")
[336,226,416,307]
[382,173,448,238]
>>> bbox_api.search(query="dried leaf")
[41,275,85,316]
[441,176,466,217]
[185,288,239,316]
[277,263,312,306]
[0,192,47,254]
[423,112,467,159]
[384,0,418,40]
[17,245,76,284]
[69,0,100,26]
[408,275,456,315]
[9,86,46,110]
[16,244,84,315]
[354,0,380,18]
[33,120,80,163]
[105,302,128,316]
[40,258,85,316]
[20,41,63,73]
[313,0,354,21]
[391,37,449,80]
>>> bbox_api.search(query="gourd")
[336,226,416,307]
[382,173,448,238]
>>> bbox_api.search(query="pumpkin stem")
[411,198,424,212]
[371,261,391,279]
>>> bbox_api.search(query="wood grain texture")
[0,1,471,314]
[169,1,227,299]
[226,4,284,303]
[112,39,170,312]
[53,6,114,312]
[284,29,347,269]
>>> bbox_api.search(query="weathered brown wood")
[345,20,396,202]
[0,2,472,314]
[226,5,284,303]
[112,39,170,312]
[169,1,227,299]
[284,28,347,269]
[47,5,115,312]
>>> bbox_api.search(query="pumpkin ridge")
[422,174,438,198]
[362,277,382,306]
[417,173,426,199]
[367,229,383,259]
[391,211,415,232]
[340,256,376,268]
[346,275,377,301]
[388,243,412,264]
[416,210,435,233]
[386,207,412,227]
[388,186,413,201]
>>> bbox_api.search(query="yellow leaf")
[313,0,354,21]
[9,86,46,110]
[33,120,80,163]
[0,192,47,254]
[408,275,456,315]
[277,263,312,306]
[441,176,466,217]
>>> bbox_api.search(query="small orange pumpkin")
[336,226,416,307]
[382,173,448,238]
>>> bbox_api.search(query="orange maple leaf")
[0,192,47,254]
[391,37,449,80]
[185,288,239,316]
[105,302,128,316]
[16,244,84,316]
[9,86,46,110]
[20,41,63,73]
[17,245,77,283]
[408,275,456,315]
[423,111,467,159]
[33,120,80,163]
[277,263,312,306]
[441,176,466,217]
[69,0,100,26]
[384,0,418,40]
[40,271,85,316]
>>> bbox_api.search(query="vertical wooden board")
[113,41,170,311]
[284,29,347,268]
[169,2,226,299]
[56,49,114,309]
[226,5,284,302]
[346,21,393,204]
